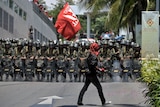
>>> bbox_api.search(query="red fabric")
[54,3,81,40]
[33,0,38,3]
[90,42,100,56]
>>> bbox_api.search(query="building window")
[9,0,13,9]
[23,11,27,20]
[37,30,40,41]
[46,38,48,42]
[34,28,46,43]
[19,8,22,17]
[14,3,18,14]
[40,34,43,42]
[3,0,9,6]
[9,15,14,33]
[3,10,8,30]
[34,28,37,41]
[42,36,45,42]
[35,29,39,41]
[2,0,26,21]
[44,37,48,42]
[37,32,40,41]
[0,7,2,27]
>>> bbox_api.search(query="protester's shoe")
[102,101,112,105]
[77,102,84,105]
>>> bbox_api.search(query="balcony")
[32,2,57,34]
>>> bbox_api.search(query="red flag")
[54,3,81,40]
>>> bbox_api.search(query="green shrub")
[141,58,160,107]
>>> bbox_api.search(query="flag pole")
[156,0,159,11]
[87,13,91,39]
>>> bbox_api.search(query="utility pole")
[156,0,159,12]
[87,13,91,38]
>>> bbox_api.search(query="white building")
[0,0,57,42]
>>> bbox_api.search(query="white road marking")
[38,96,63,104]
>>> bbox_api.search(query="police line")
[0,38,141,82]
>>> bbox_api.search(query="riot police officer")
[110,54,123,82]
[0,56,3,81]
[77,55,87,82]
[51,56,57,82]
[65,57,71,82]
[103,56,112,82]
[73,56,79,82]
[97,57,105,82]
[25,55,35,81]
[67,57,77,82]
[35,55,45,81]
[2,55,14,80]
[132,56,141,81]
[121,54,132,82]
[13,56,23,81]
[45,56,54,82]
[56,55,66,82]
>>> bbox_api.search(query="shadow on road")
[113,104,149,107]
[30,104,51,107]
[57,104,149,107]
[57,105,78,107]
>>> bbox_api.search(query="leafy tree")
[47,0,109,40]
[80,0,155,42]
[47,0,75,23]
[78,14,107,32]
[90,13,108,39]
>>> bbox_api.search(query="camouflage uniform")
[13,56,23,81]
[25,56,35,81]
[121,54,132,82]
[2,55,14,80]
[56,55,66,82]
[45,56,54,82]
[0,56,3,80]
[77,56,88,82]
[35,56,45,81]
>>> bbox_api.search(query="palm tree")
[80,0,154,42]
[107,0,149,41]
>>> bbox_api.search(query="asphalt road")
[0,82,149,107]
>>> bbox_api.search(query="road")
[0,82,149,107]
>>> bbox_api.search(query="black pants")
[77,74,106,104]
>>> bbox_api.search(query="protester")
[77,42,111,106]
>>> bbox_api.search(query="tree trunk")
[129,25,135,42]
